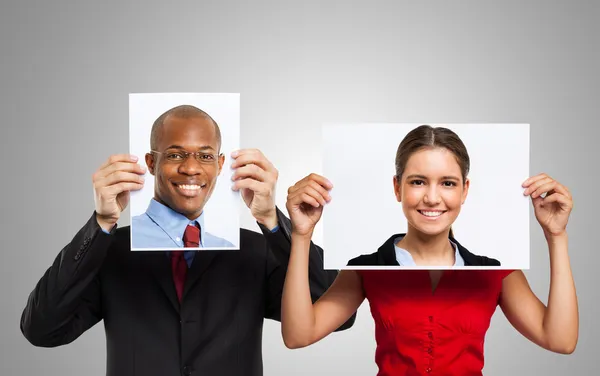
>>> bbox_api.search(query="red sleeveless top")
[357,269,515,375]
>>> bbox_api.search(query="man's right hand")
[93,154,146,232]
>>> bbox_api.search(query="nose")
[177,156,205,176]
[423,186,441,205]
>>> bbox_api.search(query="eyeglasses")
[151,150,222,164]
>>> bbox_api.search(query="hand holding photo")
[129,93,241,251]
[321,123,531,270]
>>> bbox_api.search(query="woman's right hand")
[285,173,333,237]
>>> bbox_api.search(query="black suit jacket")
[20,208,355,376]
[347,233,501,266]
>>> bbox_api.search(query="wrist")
[255,208,278,231]
[545,230,568,248]
[291,229,314,241]
[291,229,313,244]
[544,229,568,242]
[96,213,116,233]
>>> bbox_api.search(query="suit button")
[182,366,193,375]
[426,367,432,373]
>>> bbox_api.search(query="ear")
[145,153,156,176]
[393,175,402,202]
[217,153,225,175]
[461,177,470,204]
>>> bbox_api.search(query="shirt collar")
[145,198,206,247]
[394,236,465,266]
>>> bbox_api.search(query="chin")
[166,197,202,214]
[180,202,206,215]
[416,228,449,237]
[408,221,451,237]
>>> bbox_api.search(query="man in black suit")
[20,106,355,376]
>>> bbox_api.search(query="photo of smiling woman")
[281,125,578,375]
[353,125,499,267]
[129,93,241,251]
[320,123,531,270]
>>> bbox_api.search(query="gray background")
[1,0,598,375]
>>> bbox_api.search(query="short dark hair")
[150,105,222,151]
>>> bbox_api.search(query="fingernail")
[131,155,138,161]
[231,150,239,158]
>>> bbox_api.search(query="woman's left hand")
[522,173,573,238]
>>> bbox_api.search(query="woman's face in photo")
[394,147,469,237]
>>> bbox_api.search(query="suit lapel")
[182,251,219,301]
[143,252,181,313]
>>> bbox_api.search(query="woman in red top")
[280,125,578,375]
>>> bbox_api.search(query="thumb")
[532,195,544,208]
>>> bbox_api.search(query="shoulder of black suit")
[346,233,501,267]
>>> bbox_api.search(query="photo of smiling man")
[129,93,240,251]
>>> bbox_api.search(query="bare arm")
[281,234,365,349]
[501,173,579,354]
[281,173,365,349]
[260,208,356,331]
[499,234,578,354]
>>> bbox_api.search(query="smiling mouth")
[173,183,207,197]
[418,210,446,218]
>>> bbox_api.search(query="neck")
[396,227,455,266]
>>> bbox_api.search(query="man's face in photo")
[146,114,225,220]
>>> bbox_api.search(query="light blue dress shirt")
[394,235,465,266]
[100,198,280,268]
[131,198,235,250]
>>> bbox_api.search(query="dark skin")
[145,115,224,220]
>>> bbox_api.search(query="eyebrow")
[164,144,216,152]
[405,174,461,181]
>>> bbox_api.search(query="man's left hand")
[231,149,279,230]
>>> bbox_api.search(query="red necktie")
[171,224,200,302]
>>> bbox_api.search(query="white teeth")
[179,184,202,190]
[421,211,443,217]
